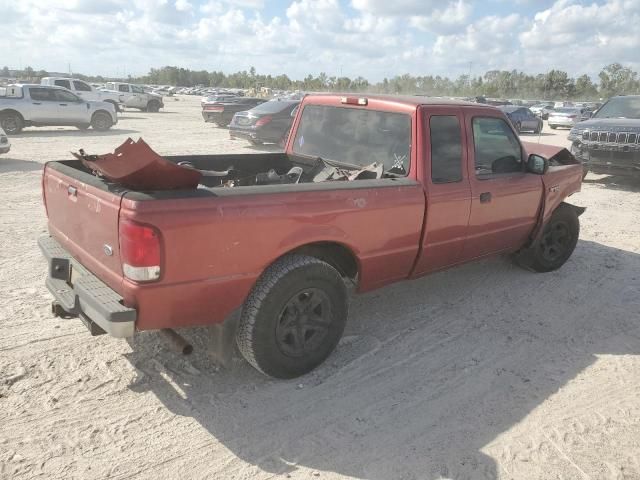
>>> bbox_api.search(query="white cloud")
[0,0,638,82]
[409,0,472,34]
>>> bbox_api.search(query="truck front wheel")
[146,100,161,113]
[516,203,580,273]
[236,255,348,378]
[91,111,113,131]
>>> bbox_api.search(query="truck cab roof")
[304,93,482,109]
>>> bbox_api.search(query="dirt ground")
[1,96,639,480]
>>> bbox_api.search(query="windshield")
[594,97,640,119]
[292,105,411,175]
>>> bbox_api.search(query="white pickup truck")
[0,84,117,134]
[102,82,164,112]
[41,77,122,112]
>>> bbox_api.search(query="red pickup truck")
[39,94,585,379]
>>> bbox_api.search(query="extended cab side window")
[118,84,130,93]
[29,87,57,102]
[132,85,144,93]
[73,81,92,92]
[430,115,462,183]
[472,117,523,177]
[54,79,71,90]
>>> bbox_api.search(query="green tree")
[599,63,639,98]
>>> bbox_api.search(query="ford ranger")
[0,84,117,134]
[39,94,585,379]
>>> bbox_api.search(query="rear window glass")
[54,79,71,90]
[29,87,57,101]
[292,105,411,174]
[554,108,580,113]
[251,100,297,114]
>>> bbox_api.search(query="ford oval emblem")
[103,244,114,256]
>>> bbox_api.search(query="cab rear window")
[292,105,411,175]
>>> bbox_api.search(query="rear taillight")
[119,219,161,282]
[204,105,224,112]
[255,115,272,127]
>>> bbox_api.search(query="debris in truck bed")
[72,139,386,192]
[72,138,202,190]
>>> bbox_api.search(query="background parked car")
[201,94,237,106]
[498,106,543,133]
[102,82,164,112]
[0,126,10,154]
[229,99,299,145]
[530,102,555,119]
[202,97,267,127]
[548,107,591,129]
[0,84,117,134]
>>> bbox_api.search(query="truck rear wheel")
[515,203,580,273]
[236,254,348,378]
[1,111,24,134]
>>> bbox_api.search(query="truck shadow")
[124,240,640,479]
[583,174,640,193]
[0,158,43,173]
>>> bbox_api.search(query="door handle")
[59,103,68,106]
[32,102,41,105]
[480,192,492,203]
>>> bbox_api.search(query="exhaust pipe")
[159,329,193,355]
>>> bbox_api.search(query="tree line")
[3,63,638,100]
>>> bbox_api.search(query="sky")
[1,0,639,81]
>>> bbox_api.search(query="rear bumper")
[548,119,576,127]
[38,235,136,338]
[0,145,9,154]
[229,127,258,140]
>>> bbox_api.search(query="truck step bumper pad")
[38,235,136,338]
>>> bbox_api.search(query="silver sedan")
[548,108,591,129]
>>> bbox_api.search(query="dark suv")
[568,95,640,178]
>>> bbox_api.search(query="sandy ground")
[1,96,639,480]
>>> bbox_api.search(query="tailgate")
[43,162,126,291]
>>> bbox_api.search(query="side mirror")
[527,154,548,175]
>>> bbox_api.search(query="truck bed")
[42,153,425,332]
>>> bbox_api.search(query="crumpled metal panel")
[72,138,202,190]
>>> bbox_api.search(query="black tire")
[514,121,521,134]
[1,111,24,134]
[515,203,580,273]
[91,111,113,131]
[147,100,160,113]
[249,138,263,145]
[582,166,589,180]
[236,255,348,379]
[535,121,542,134]
[550,125,557,130]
